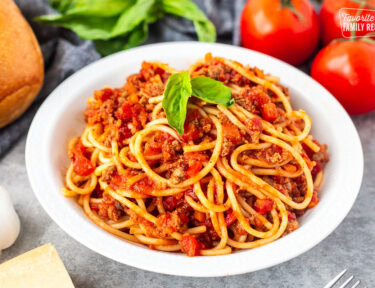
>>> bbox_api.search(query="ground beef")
[169,165,187,185]
[234,85,270,114]
[162,139,182,162]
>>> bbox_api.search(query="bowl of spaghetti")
[26,42,363,276]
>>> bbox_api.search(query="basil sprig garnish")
[35,0,216,56]
[162,73,234,134]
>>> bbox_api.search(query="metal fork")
[324,269,366,288]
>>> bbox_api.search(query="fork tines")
[324,269,364,288]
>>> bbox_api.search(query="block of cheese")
[0,244,75,288]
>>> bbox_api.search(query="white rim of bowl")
[25,42,363,277]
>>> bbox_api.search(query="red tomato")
[311,41,375,115]
[320,0,375,45]
[186,162,202,178]
[254,198,274,214]
[225,209,237,226]
[163,193,185,212]
[130,177,155,195]
[181,109,201,142]
[261,102,278,122]
[180,235,203,257]
[222,122,242,144]
[181,122,200,142]
[240,0,319,65]
[71,145,95,176]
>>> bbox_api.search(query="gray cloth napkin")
[0,0,248,157]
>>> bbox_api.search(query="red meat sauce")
[78,58,329,256]
[191,54,287,123]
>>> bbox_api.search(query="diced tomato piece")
[130,177,154,195]
[254,198,274,214]
[72,154,95,176]
[186,162,202,178]
[261,102,278,122]
[181,109,201,142]
[184,153,207,178]
[181,123,200,142]
[71,144,95,176]
[180,235,203,257]
[116,103,133,122]
[225,209,237,226]
[222,122,242,145]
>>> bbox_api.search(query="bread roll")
[0,0,44,128]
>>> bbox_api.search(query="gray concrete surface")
[0,112,374,287]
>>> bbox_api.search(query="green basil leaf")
[162,72,192,135]
[49,0,132,17]
[36,0,154,40]
[110,0,155,39]
[193,20,216,42]
[161,0,216,42]
[191,76,233,107]
[35,14,118,40]
[95,22,149,56]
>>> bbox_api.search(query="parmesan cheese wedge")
[0,244,75,288]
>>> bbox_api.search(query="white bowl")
[26,42,363,277]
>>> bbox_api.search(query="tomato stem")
[280,0,304,22]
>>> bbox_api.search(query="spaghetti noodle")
[63,54,329,257]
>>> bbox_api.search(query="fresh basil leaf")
[162,72,192,135]
[35,14,118,40]
[49,0,132,17]
[194,20,216,42]
[161,0,216,42]
[110,0,155,39]
[161,0,207,21]
[95,22,149,56]
[191,76,233,107]
[36,0,154,40]
[64,0,133,17]
[37,0,215,55]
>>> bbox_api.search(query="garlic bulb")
[0,186,20,253]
